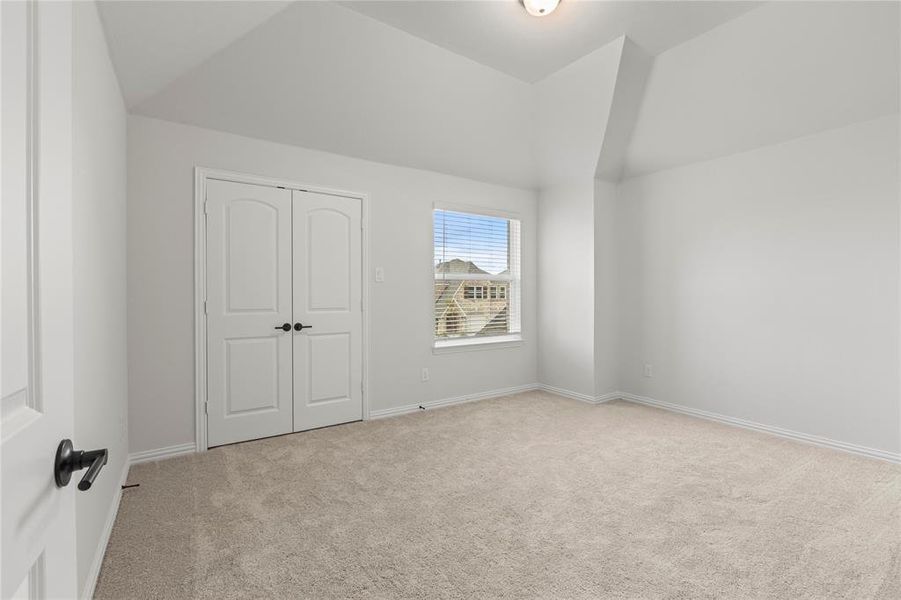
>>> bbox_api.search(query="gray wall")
[72,1,129,595]
[616,115,900,454]
[126,116,538,455]
[606,1,900,456]
[533,40,623,399]
[593,180,618,397]
[537,181,597,397]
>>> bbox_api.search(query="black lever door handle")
[294,322,312,331]
[54,439,109,491]
[274,323,291,332]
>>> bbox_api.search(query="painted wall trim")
[595,391,620,403]
[370,384,540,419]
[618,392,901,464]
[130,389,899,464]
[80,458,129,600]
[128,442,197,465]
[536,383,616,405]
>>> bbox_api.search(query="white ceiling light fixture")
[522,0,560,18]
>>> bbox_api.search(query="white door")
[2,2,79,598]
[206,180,294,447]
[292,191,363,431]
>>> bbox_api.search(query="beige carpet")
[95,391,900,599]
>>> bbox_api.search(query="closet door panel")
[293,191,363,431]
[206,180,293,447]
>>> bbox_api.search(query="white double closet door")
[206,179,362,447]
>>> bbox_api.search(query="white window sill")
[433,334,523,354]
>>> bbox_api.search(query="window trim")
[436,274,513,283]
[432,203,522,351]
[433,201,520,221]
[433,334,523,353]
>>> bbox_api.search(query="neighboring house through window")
[433,208,522,347]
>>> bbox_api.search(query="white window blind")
[433,209,521,343]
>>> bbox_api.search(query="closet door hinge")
[203,300,207,314]
[203,201,208,215]
[204,402,208,415]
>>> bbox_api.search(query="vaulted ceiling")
[337,0,760,82]
[623,0,900,178]
[113,1,536,188]
[97,1,291,108]
[97,1,897,188]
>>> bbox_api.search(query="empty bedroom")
[1,1,898,598]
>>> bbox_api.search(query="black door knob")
[54,439,108,491]
[274,323,291,332]
[294,322,312,331]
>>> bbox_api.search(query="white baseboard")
[369,383,540,419]
[81,458,129,600]
[619,391,901,464]
[595,391,620,404]
[537,383,616,405]
[128,442,196,465]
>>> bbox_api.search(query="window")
[434,208,521,347]
[464,285,486,300]
[489,285,506,300]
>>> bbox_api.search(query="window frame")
[432,203,523,352]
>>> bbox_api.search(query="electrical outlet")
[375,267,384,282]
[421,368,430,382]
[643,363,653,378]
